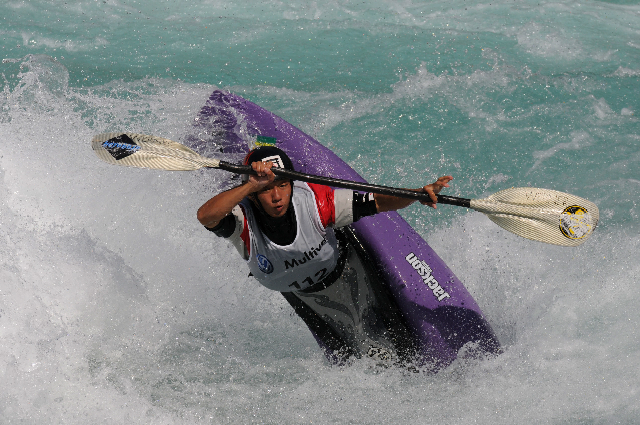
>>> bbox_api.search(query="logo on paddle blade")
[102,134,141,160]
[256,254,274,274]
[559,205,593,240]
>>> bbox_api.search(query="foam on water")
[2,0,640,422]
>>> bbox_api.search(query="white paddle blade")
[92,132,220,171]
[470,187,599,247]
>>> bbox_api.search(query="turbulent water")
[1,0,639,423]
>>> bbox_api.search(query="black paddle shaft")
[218,161,471,208]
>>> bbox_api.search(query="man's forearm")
[197,183,255,228]
[374,176,452,213]
[374,189,420,213]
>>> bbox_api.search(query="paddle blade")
[92,132,220,171]
[470,187,599,247]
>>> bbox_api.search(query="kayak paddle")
[91,132,599,247]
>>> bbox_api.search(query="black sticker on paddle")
[101,134,141,160]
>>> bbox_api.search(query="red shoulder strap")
[307,183,336,228]
[239,204,250,254]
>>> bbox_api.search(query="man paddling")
[197,146,452,361]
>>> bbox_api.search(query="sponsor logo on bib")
[256,254,274,274]
[283,237,328,269]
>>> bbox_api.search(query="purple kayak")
[189,90,500,370]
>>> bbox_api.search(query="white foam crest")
[513,21,584,60]
[613,66,640,77]
[6,55,69,103]
[18,32,109,53]
[529,131,592,172]
[297,60,518,138]
[0,56,323,422]
[425,212,640,422]
[484,173,510,189]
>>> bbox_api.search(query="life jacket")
[241,182,340,292]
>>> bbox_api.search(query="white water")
[2,0,640,423]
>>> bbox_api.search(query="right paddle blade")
[470,187,599,246]
[92,132,220,171]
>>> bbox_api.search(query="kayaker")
[197,146,452,361]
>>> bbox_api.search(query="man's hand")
[247,161,276,191]
[420,176,453,209]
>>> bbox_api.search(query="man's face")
[253,180,293,218]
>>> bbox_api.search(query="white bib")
[242,182,339,292]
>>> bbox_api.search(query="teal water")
[1,0,639,423]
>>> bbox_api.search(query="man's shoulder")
[304,182,334,198]
[207,204,249,259]
[294,182,335,227]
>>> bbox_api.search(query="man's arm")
[197,183,256,228]
[197,161,276,228]
[374,175,453,213]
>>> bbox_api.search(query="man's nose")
[271,187,283,202]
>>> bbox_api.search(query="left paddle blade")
[470,187,599,247]
[92,133,220,171]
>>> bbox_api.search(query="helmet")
[242,146,294,183]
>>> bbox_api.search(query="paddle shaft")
[218,161,471,208]
[91,133,598,246]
